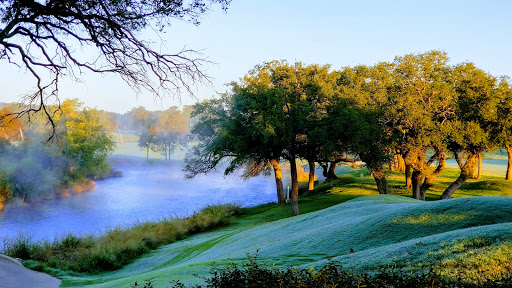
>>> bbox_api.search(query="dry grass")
[2,204,241,274]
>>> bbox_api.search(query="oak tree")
[387,51,454,200]
[440,63,499,199]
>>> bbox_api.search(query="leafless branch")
[0,0,230,138]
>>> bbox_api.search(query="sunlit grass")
[348,166,512,200]
[392,212,475,224]
[437,240,512,284]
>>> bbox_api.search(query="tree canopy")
[187,51,512,216]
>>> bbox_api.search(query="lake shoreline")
[0,154,279,244]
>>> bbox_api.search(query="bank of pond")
[1,165,512,287]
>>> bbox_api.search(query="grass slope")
[61,195,512,287]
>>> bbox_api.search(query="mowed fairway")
[61,194,512,287]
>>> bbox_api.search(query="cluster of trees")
[185,51,512,216]
[0,99,115,206]
[125,106,192,160]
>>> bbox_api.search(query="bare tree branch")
[0,0,231,139]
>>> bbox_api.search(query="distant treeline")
[0,100,197,208]
[121,106,195,160]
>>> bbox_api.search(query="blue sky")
[2,0,511,113]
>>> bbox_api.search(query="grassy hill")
[60,194,512,287]
[29,139,512,286]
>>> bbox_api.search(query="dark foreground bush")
[2,204,241,274]
[135,255,512,288]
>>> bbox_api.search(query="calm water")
[0,156,285,243]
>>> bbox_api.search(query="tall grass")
[2,204,241,274]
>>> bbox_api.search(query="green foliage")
[142,256,512,287]
[61,107,116,180]
[153,107,188,160]
[185,95,233,179]
[495,78,512,147]
[2,204,241,274]
[0,142,64,203]
[0,99,117,204]
[0,169,12,205]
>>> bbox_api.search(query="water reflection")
[0,156,285,243]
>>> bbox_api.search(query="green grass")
[310,166,512,201]
[55,194,512,287]
[15,151,512,287]
[380,167,512,200]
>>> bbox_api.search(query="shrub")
[152,256,512,288]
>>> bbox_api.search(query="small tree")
[58,101,116,180]
[138,125,157,159]
[154,107,188,160]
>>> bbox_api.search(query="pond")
[0,155,286,243]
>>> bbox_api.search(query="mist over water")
[0,155,285,243]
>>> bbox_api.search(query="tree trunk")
[507,145,512,180]
[19,128,24,142]
[389,154,396,172]
[289,157,299,216]
[326,161,338,181]
[321,163,328,178]
[371,167,389,194]
[117,127,124,143]
[146,145,149,159]
[393,154,399,171]
[419,157,446,200]
[398,154,406,172]
[440,172,468,200]
[477,153,482,180]
[270,159,286,204]
[469,159,478,179]
[441,152,476,199]
[411,169,423,200]
[405,164,412,188]
[308,160,315,191]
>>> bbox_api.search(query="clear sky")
[2,0,511,113]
